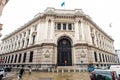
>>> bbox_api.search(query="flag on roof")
[61,1,65,7]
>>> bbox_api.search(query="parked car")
[0,68,5,80]
[110,65,120,78]
[90,69,118,80]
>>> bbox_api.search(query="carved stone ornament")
[81,50,86,57]
[44,50,50,58]
[62,40,67,44]
[32,31,37,36]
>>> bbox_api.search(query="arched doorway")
[57,37,72,66]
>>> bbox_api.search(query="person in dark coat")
[19,67,25,79]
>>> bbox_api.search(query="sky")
[0,0,120,49]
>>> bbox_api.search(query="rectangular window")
[24,32,26,37]
[68,24,72,30]
[99,53,102,62]
[5,56,7,63]
[94,52,97,62]
[18,54,21,63]
[23,53,26,63]
[14,54,17,63]
[63,23,66,30]
[11,55,14,63]
[22,40,24,47]
[27,39,29,46]
[102,54,105,62]
[29,51,33,62]
[8,56,10,63]
[32,36,35,44]
[57,23,61,30]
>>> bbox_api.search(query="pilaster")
[80,20,85,42]
[85,23,92,45]
[50,19,55,41]
[74,19,79,42]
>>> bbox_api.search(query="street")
[6,71,91,80]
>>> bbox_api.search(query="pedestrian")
[64,60,67,66]
[118,74,120,80]
[18,67,25,79]
[29,67,32,75]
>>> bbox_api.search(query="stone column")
[74,20,79,42]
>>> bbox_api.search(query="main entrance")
[57,37,72,66]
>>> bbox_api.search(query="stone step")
[51,66,87,72]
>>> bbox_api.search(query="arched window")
[57,36,72,66]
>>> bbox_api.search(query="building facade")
[0,7,118,70]
[0,0,9,37]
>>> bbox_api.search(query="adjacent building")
[0,0,9,37]
[0,7,118,70]
[115,50,120,63]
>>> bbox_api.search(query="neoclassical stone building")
[0,0,9,37]
[0,7,118,70]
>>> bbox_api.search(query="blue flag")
[61,1,65,7]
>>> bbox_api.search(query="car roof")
[94,69,115,72]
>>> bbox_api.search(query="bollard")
[74,69,76,72]
[52,69,54,72]
[57,69,58,72]
[79,69,81,72]
[68,69,70,72]
[62,69,64,73]
[48,68,50,72]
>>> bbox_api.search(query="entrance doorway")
[57,37,72,66]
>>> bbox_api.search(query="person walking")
[64,60,67,66]
[18,67,25,79]
[29,67,32,75]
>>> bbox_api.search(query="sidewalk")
[12,71,91,80]
[3,72,17,80]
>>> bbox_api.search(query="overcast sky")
[0,0,120,49]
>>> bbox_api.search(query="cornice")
[73,43,116,55]
[84,17,114,41]
[1,44,40,55]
